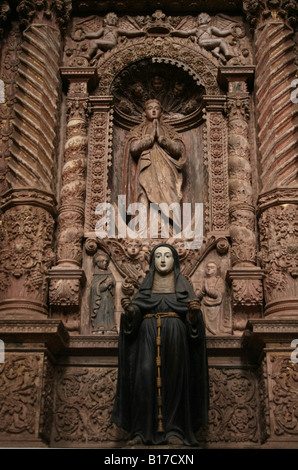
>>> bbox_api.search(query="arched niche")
[94,36,221,97]
[107,57,211,213]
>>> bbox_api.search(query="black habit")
[111,244,209,446]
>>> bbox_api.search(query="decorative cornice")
[60,67,99,91]
[246,318,298,339]
[0,319,69,354]
[257,187,298,214]
[0,187,57,215]
[218,66,255,91]
[72,1,243,15]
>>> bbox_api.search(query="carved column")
[258,190,298,317]
[243,0,297,190]
[49,69,98,332]
[243,0,298,318]
[0,0,71,318]
[218,67,264,334]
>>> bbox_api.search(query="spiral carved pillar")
[0,1,71,318]
[219,67,264,334]
[49,69,98,333]
[243,0,298,318]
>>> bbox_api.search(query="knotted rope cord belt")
[143,312,180,433]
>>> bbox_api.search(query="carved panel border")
[203,99,229,234]
[84,97,114,235]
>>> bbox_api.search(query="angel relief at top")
[65,10,251,72]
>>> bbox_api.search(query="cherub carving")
[82,12,145,65]
[171,12,235,63]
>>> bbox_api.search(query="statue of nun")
[111,243,209,446]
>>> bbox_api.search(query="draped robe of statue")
[111,244,209,446]
[122,113,186,211]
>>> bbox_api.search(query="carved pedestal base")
[0,320,69,447]
[244,319,298,447]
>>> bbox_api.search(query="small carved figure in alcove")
[196,261,229,335]
[90,251,117,334]
[122,99,186,233]
[130,81,149,114]
[171,12,234,63]
[84,12,145,65]
[149,75,167,103]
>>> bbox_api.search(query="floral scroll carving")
[268,355,298,439]
[0,204,55,314]
[52,367,126,444]
[198,367,260,444]
[0,354,43,437]
[259,203,298,307]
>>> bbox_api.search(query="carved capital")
[17,0,72,30]
[227,267,264,307]
[226,95,250,122]
[49,267,86,306]
[243,0,298,29]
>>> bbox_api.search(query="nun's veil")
[132,243,196,307]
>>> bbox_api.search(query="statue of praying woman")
[122,99,186,211]
[111,243,209,446]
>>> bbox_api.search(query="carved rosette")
[258,190,298,317]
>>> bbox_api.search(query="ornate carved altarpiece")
[0,0,297,448]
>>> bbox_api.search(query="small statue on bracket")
[196,261,230,335]
[90,251,117,334]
